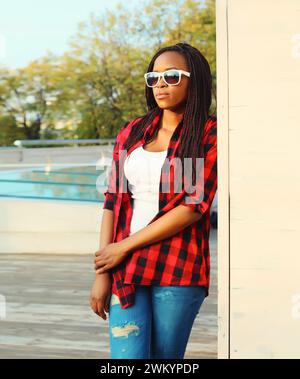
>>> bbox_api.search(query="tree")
[0,0,216,142]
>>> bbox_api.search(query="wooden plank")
[0,229,217,359]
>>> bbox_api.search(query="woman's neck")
[161,109,184,132]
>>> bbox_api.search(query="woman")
[90,42,217,359]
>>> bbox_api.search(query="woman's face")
[152,51,190,112]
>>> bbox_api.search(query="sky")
[0,0,141,69]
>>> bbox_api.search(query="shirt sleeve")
[102,118,142,211]
[102,129,123,211]
[181,117,217,216]
[103,138,119,210]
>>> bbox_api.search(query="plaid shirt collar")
[133,107,184,158]
[143,108,183,150]
[118,108,185,199]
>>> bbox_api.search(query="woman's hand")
[94,242,128,274]
[90,273,111,320]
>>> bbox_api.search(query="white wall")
[0,146,110,254]
[217,0,300,358]
[0,146,112,168]
[0,198,102,254]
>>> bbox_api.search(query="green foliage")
[0,115,26,146]
[0,0,216,144]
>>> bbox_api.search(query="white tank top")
[124,145,168,235]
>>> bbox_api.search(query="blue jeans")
[108,284,206,359]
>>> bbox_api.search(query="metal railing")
[13,138,115,148]
[12,138,115,162]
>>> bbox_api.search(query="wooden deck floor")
[0,229,217,359]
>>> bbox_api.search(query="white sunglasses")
[144,69,191,87]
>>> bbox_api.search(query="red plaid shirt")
[102,108,217,309]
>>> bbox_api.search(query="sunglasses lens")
[164,70,180,85]
[145,70,181,87]
[145,73,159,87]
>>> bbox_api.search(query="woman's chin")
[156,102,173,110]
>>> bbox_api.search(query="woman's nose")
[155,76,167,87]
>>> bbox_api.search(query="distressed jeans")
[108,284,207,359]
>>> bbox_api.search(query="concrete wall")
[0,146,111,254]
[0,198,102,254]
[0,145,112,169]
[217,0,300,358]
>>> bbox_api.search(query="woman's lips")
[156,94,169,99]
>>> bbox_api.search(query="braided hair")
[123,42,215,184]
